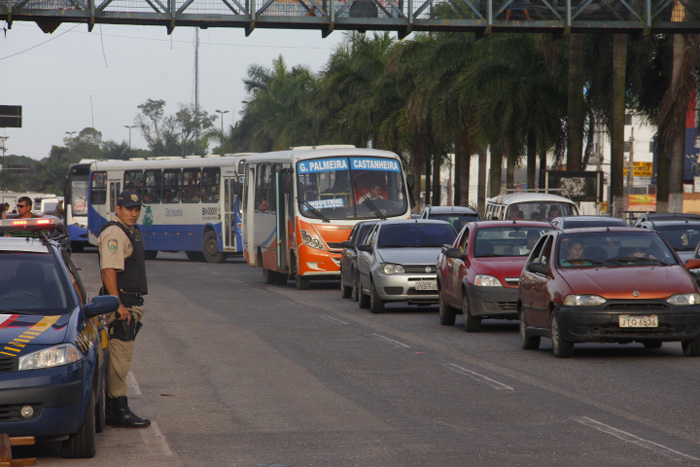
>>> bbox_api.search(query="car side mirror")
[445,247,463,259]
[686,259,700,270]
[526,262,549,275]
[358,244,372,252]
[84,295,120,318]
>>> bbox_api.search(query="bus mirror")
[406,174,415,190]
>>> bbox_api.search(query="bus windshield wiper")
[362,197,386,220]
[298,198,330,223]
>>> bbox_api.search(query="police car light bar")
[0,217,60,233]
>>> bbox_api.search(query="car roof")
[424,205,478,214]
[0,237,53,254]
[487,192,576,204]
[557,226,651,234]
[553,216,628,226]
[378,218,452,226]
[640,220,700,227]
[471,220,554,229]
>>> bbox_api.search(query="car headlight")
[18,343,83,371]
[300,229,325,250]
[380,263,405,274]
[474,274,502,287]
[563,295,607,306]
[667,293,700,306]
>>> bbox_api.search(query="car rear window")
[0,253,75,314]
[377,223,457,248]
[474,226,553,257]
[430,214,479,232]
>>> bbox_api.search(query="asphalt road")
[23,250,700,466]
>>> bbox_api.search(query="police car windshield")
[0,253,77,315]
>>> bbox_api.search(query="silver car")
[356,219,457,313]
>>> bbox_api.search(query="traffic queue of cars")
[0,217,119,458]
[339,206,700,359]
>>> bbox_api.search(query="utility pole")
[215,110,229,136]
[124,125,137,150]
[65,131,76,157]
[0,136,7,194]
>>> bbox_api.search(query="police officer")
[98,190,151,428]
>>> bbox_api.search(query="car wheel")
[95,384,106,434]
[551,314,574,358]
[341,277,352,299]
[370,280,384,314]
[682,338,700,356]
[358,280,370,309]
[62,391,96,458]
[643,340,662,349]
[463,292,481,332]
[203,230,226,263]
[351,272,360,302]
[519,310,540,350]
[438,293,456,326]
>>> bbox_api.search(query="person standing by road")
[98,190,151,429]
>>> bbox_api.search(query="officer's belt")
[119,291,144,307]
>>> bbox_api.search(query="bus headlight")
[300,229,325,250]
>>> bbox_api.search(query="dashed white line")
[320,314,349,325]
[373,333,411,348]
[442,363,514,390]
[573,416,700,462]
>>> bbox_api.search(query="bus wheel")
[203,230,226,264]
[144,251,158,260]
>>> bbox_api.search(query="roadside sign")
[0,105,22,128]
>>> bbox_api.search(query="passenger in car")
[564,240,584,261]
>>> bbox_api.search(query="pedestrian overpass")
[1,0,698,37]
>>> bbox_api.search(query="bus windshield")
[296,156,408,220]
[71,180,89,217]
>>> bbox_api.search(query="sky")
[1,20,345,160]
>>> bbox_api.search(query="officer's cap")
[116,190,143,208]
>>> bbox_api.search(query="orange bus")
[242,146,413,289]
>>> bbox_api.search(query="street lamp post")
[0,136,7,193]
[124,125,137,149]
[215,109,230,136]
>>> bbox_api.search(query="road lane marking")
[442,363,514,390]
[127,371,142,396]
[320,314,348,325]
[573,416,700,462]
[373,333,411,348]
[141,421,173,456]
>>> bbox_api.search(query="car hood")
[376,247,443,265]
[0,313,69,356]
[471,256,528,278]
[559,265,698,299]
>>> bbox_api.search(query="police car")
[0,218,118,457]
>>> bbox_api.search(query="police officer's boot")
[111,396,151,428]
[105,397,114,425]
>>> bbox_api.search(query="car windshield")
[558,231,678,268]
[296,156,408,220]
[654,225,700,251]
[474,226,553,257]
[377,223,456,248]
[0,253,75,314]
[429,213,479,232]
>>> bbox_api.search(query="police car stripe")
[0,315,61,357]
[0,314,18,330]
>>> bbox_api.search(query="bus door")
[222,175,239,251]
[108,179,121,221]
[276,167,293,272]
[244,165,257,265]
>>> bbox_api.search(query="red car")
[437,221,553,331]
[518,227,700,358]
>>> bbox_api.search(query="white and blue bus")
[64,161,92,251]
[87,154,250,262]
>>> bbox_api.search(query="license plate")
[415,280,437,291]
[619,315,658,328]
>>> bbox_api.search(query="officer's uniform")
[99,216,147,397]
[97,190,150,428]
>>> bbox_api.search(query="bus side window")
[202,167,220,203]
[183,168,201,203]
[162,169,182,204]
[144,169,161,204]
[91,171,107,205]
[124,170,144,197]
